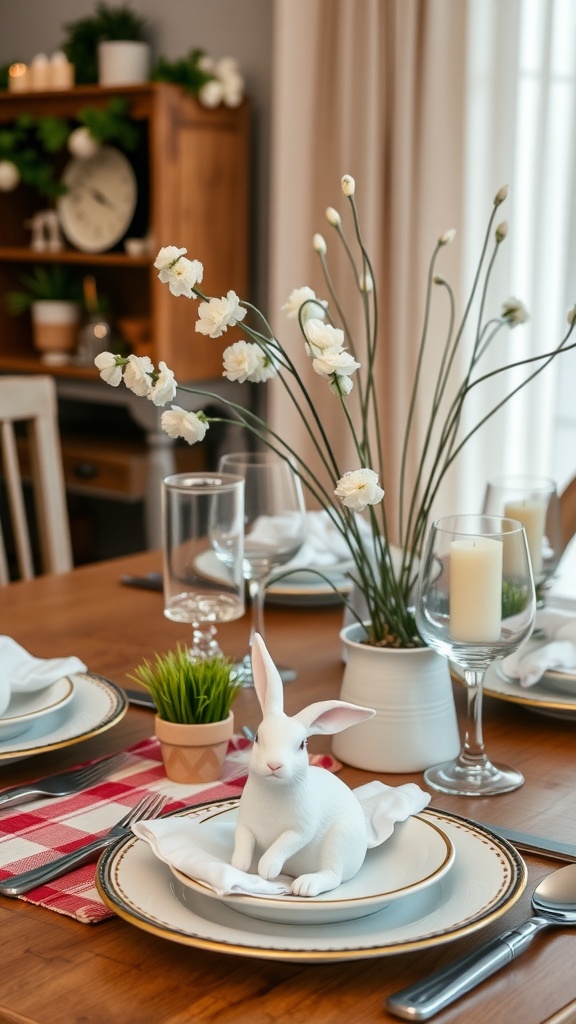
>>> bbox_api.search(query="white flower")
[312,349,361,381]
[195,290,247,338]
[304,319,345,355]
[313,233,327,254]
[0,160,20,192]
[341,174,355,196]
[334,469,384,511]
[439,228,456,246]
[330,374,354,396]
[282,287,327,323]
[155,247,204,297]
[161,406,208,444]
[222,341,277,383]
[326,206,341,227]
[148,361,177,406]
[198,79,224,108]
[123,354,154,397]
[94,351,123,386]
[501,298,529,326]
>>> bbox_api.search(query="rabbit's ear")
[251,633,284,715]
[295,700,375,737]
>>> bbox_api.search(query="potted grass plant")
[129,645,242,783]
[6,264,83,364]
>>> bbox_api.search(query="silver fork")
[0,752,129,810]
[0,792,169,896]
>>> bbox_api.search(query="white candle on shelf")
[8,63,29,92]
[450,537,502,642]
[29,53,50,90]
[504,499,545,575]
[49,51,74,89]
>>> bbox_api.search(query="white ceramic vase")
[97,41,150,86]
[332,622,461,773]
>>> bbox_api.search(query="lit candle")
[504,499,545,575]
[8,63,29,92]
[450,537,502,642]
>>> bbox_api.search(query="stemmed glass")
[218,451,307,684]
[162,473,245,660]
[483,477,561,602]
[415,514,536,796]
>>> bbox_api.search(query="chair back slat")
[0,376,72,584]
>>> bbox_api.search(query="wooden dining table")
[0,549,575,1024]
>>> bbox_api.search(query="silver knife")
[479,821,576,862]
[124,687,156,710]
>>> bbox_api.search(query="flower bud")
[494,184,509,206]
[495,221,508,242]
[325,206,341,227]
[439,228,456,246]
[341,174,355,197]
[313,233,327,254]
[567,305,576,326]
[433,275,447,286]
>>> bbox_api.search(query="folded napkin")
[502,608,576,686]
[248,510,372,577]
[0,636,87,716]
[132,780,431,897]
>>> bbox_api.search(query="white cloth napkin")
[501,609,576,687]
[132,780,431,897]
[249,510,372,577]
[0,636,87,715]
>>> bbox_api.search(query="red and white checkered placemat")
[0,736,340,924]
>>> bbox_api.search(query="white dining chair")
[0,376,72,584]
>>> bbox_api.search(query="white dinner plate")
[168,804,454,925]
[0,672,127,762]
[96,802,526,963]
[195,547,353,607]
[0,677,75,742]
[471,661,576,721]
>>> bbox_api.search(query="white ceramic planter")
[31,300,80,365]
[98,41,150,86]
[332,623,461,773]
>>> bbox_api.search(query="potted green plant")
[129,646,242,783]
[6,265,83,364]
[61,3,150,87]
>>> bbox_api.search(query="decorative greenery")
[129,646,242,725]
[96,178,576,649]
[151,49,214,96]
[62,2,149,84]
[0,115,67,198]
[77,97,140,150]
[6,265,83,315]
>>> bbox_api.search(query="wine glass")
[162,473,245,660]
[483,477,561,602]
[415,514,536,796]
[218,451,307,684]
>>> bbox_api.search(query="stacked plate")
[96,798,527,963]
[0,672,127,763]
[482,638,576,721]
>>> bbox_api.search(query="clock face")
[57,146,138,254]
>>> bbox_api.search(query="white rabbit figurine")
[232,633,376,897]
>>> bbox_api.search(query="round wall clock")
[57,145,137,254]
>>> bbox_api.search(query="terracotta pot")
[155,711,234,783]
[332,623,460,773]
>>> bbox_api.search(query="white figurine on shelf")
[25,210,64,252]
[231,633,376,897]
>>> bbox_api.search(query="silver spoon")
[386,862,576,1020]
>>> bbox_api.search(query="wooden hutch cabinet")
[0,83,250,552]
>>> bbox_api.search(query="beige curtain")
[268,0,468,542]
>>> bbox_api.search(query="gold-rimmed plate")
[96,802,526,963]
[481,660,576,720]
[167,803,455,925]
[0,676,74,742]
[0,672,127,762]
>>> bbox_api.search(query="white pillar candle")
[504,499,545,575]
[29,53,50,90]
[450,537,502,642]
[8,63,29,92]
[49,51,74,89]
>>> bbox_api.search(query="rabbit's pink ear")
[295,700,375,737]
[251,633,284,715]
